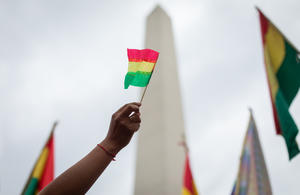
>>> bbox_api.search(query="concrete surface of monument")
[134,5,186,195]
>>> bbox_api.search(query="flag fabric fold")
[22,130,55,195]
[232,113,272,195]
[258,9,300,159]
[182,154,199,195]
[124,48,159,89]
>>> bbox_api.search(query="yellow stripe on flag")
[32,148,49,179]
[128,61,155,73]
[265,23,285,73]
[182,187,193,195]
[182,181,198,195]
[264,47,279,101]
[192,181,199,195]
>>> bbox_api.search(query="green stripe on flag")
[275,91,300,159]
[276,41,300,105]
[274,40,300,159]
[24,178,38,195]
[124,71,152,89]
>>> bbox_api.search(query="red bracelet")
[97,144,116,161]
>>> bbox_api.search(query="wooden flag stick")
[140,85,149,103]
[178,133,189,154]
[139,65,157,104]
[46,121,58,143]
[139,58,159,103]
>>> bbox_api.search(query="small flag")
[232,112,272,195]
[182,154,198,195]
[22,123,56,195]
[124,48,159,89]
[257,8,300,159]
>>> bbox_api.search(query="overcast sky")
[1,0,300,194]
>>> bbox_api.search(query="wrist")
[100,139,122,155]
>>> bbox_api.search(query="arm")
[40,102,141,195]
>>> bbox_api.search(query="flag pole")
[234,110,253,195]
[140,85,149,103]
[140,69,155,104]
[47,121,58,142]
[255,6,300,54]
[21,121,58,195]
[178,133,189,154]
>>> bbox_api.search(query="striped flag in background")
[22,122,56,195]
[232,112,272,195]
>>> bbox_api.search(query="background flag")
[124,48,159,89]
[182,154,199,195]
[22,122,57,195]
[232,111,272,195]
[257,8,300,159]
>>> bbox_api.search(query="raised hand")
[100,102,142,155]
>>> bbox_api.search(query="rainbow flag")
[232,112,272,195]
[258,8,300,159]
[124,48,159,89]
[182,154,198,195]
[22,124,56,195]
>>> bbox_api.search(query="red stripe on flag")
[128,58,157,63]
[127,48,159,63]
[271,100,282,135]
[257,9,282,135]
[183,155,194,194]
[258,10,268,44]
[38,135,54,191]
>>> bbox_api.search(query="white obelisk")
[134,6,185,195]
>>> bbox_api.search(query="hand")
[100,102,141,155]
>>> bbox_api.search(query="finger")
[118,102,141,113]
[131,102,141,107]
[115,102,141,117]
[129,113,141,123]
[112,103,139,120]
[127,122,140,132]
[120,104,140,117]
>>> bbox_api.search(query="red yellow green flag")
[182,154,198,195]
[22,124,56,195]
[124,48,159,89]
[258,9,300,160]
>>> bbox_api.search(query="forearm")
[39,102,141,195]
[40,144,114,195]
